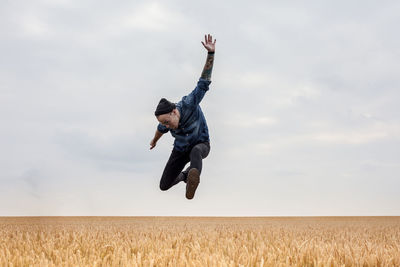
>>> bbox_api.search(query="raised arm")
[200,34,216,81]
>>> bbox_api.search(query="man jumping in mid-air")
[150,34,216,199]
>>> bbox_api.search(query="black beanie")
[154,98,176,116]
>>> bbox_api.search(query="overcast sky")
[1,0,399,216]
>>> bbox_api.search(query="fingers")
[204,34,214,44]
[150,140,156,150]
[202,34,215,50]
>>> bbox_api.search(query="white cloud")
[312,122,399,145]
[225,115,277,128]
[20,15,49,37]
[120,2,185,32]
[312,131,387,145]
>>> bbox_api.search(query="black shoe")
[186,168,200,199]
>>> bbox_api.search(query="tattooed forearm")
[201,52,214,80]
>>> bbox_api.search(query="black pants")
[159,142,210,191]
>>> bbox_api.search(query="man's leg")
[181,142,211,182]
[159,149,190,191]
[189,142,210,174]
[186,142,210,199]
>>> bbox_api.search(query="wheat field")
[0,216,399,266]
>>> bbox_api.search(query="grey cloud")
[20,169,45,199]
[1,0,399,215]
[54,129,165,172]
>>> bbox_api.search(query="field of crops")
[0,216,399,266]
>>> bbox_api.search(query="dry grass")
[0,216,399,266]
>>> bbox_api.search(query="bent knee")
[190,146,202,157]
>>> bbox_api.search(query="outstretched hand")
[150,139,156,150]
[201,34,216,52]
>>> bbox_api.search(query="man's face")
[157,110,179,130]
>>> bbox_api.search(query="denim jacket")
[157,78,211,152]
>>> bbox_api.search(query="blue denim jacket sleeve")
[157,123,169,134]
[181,78,211,108]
